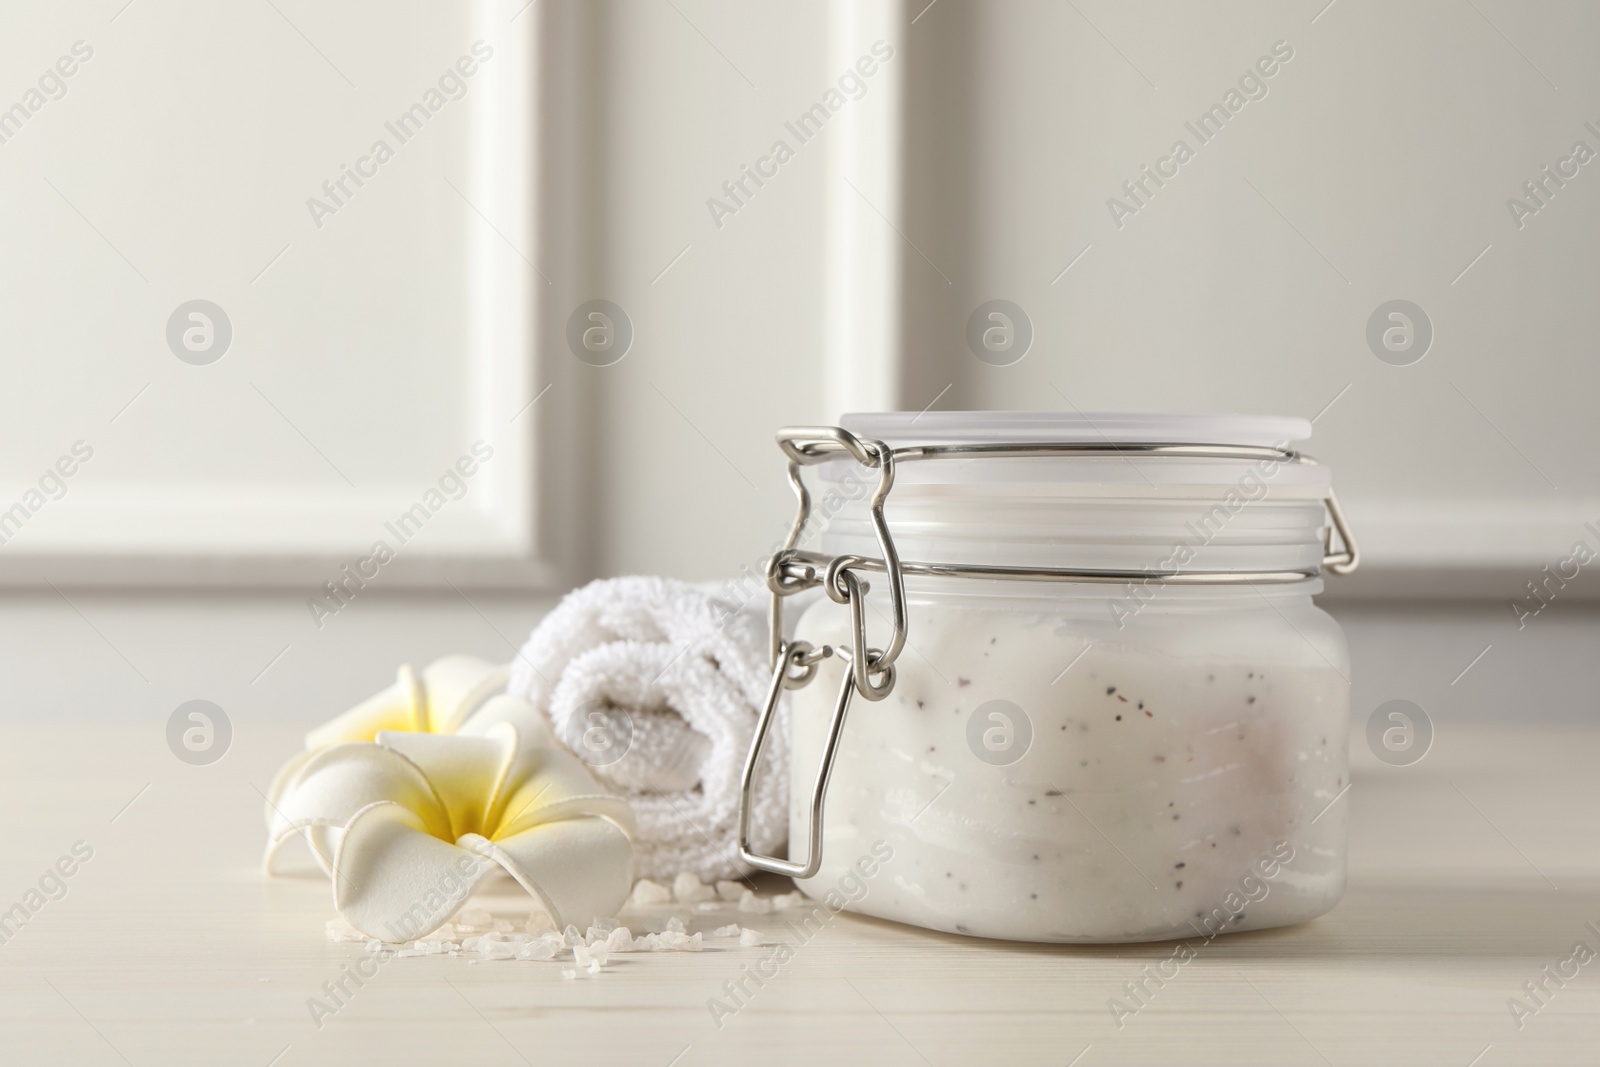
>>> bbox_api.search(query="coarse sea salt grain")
[393,939,448,958]
[459,909,492,927]
[628,879,674,907]
[713,924,742,938]
[716,880,745,902]
[738,928,766,947]
[637,930,703,952]
[561,968,577,980]
[516,939,557,961]
[572,942,610,969]
[694,902,721,913]
[604,926,636,953]
[672,872,717,903]
[772,891,805,911]
[737,891,774,915]
[664,916,687,934]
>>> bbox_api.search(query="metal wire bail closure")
[736,423,1361,879]
[738,641,852,879]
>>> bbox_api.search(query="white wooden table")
[0,716,1594,1066]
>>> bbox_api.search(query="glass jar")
[743,412,1356,944]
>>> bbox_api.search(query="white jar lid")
[840,411,1310,449]
[816,411,1336,577]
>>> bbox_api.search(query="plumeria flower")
[262,652,512,819]
[303,654,512,749]
[265,654,515,871]
[265,659,635,941]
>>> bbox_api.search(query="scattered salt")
[628,879,673,906]
[772,891,805,911]
[315,884,724,968]
[737,891,774,915]
[516,939,557,961]
[739,928,766,947]
[634,929,703,952]
[461,935,505,955]
[672,872,716,903]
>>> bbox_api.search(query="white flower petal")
[420,655,509,732]
[490,724,636,839]
[263,828,307,877]
[375,729,514,839]
[462,816,632,929]
[456,694,556,746]
[269,742,450,869]
[304,665,424,750]
[332,801,496,941]
[263,747,316,827]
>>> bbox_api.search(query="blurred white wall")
[0,0,1596,729]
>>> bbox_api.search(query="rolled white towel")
[507,576,784,882]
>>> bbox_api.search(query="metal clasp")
[738,641,849,879]
[765,425,905,694]
[1320,487,1359,575]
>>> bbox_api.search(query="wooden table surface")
[0,715,1595,1067]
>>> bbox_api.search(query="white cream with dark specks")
[790,599,1349,942]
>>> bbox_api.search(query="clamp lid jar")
[738,411,1357,943]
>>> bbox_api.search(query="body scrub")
[739,412,1357,943]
